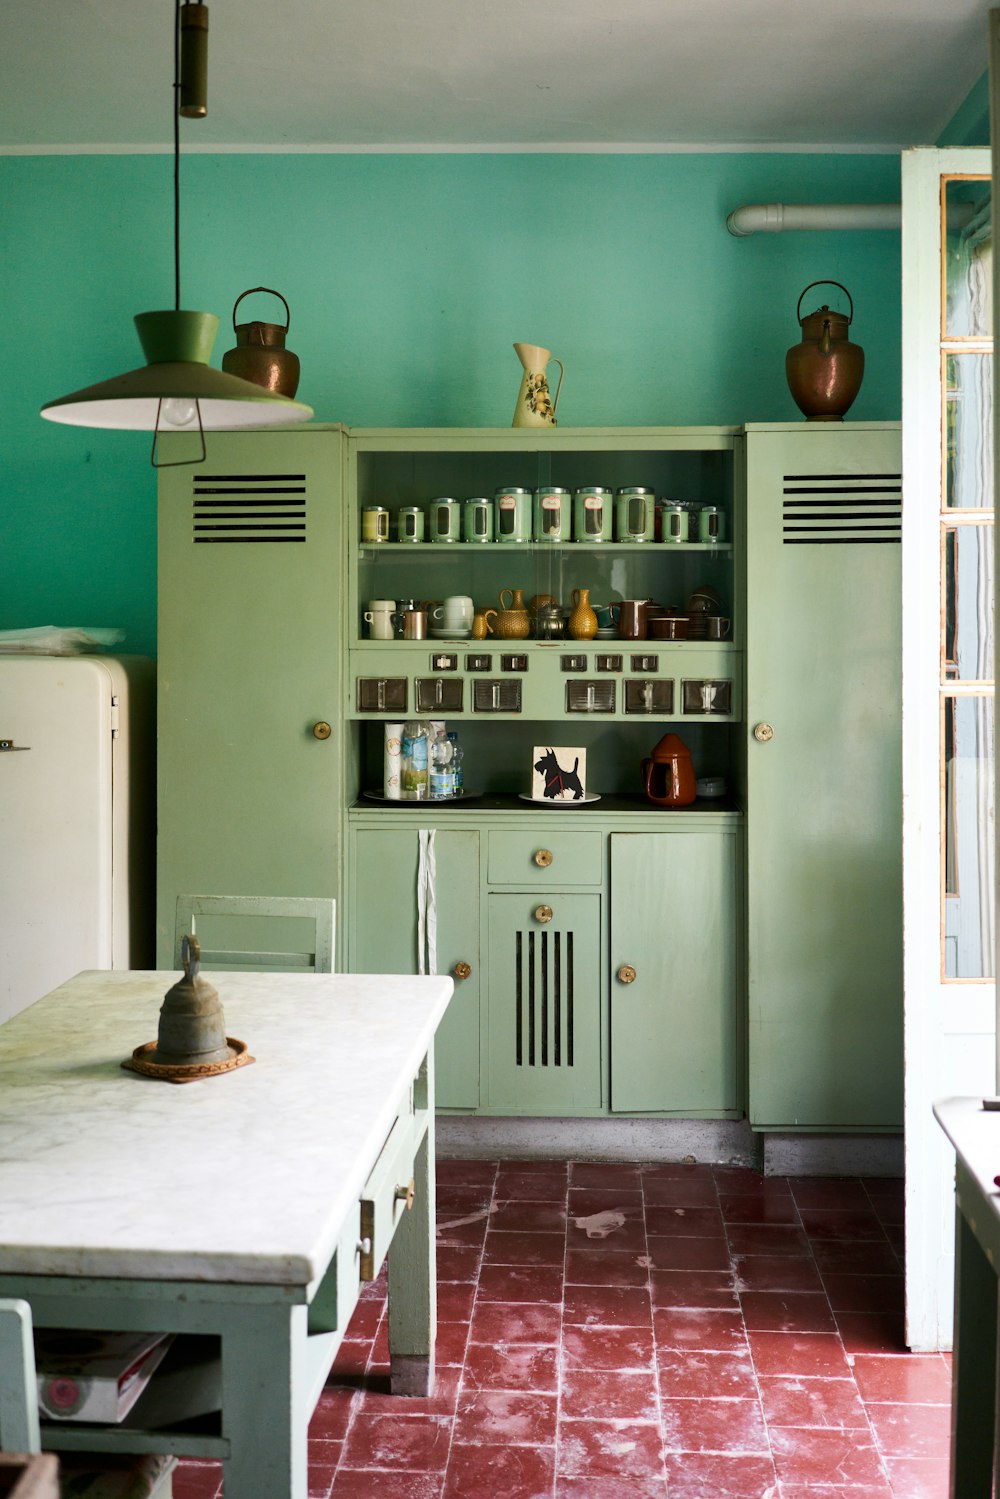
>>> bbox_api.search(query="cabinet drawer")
[358,1110,426,1283]
[488,831,603,886]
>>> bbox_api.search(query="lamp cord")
[173,0,181,311]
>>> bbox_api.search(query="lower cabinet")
[609,831,738,1113]
[351,827,480,1110]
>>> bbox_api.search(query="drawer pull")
[533,848,553,867]
[534,905,553,925]
[453,961,472,981]
[312,721,332,740]
[617,964,637,985]
[357,1236,372,1256]
[359,1200,376,1280]
[395,1179,416,1211]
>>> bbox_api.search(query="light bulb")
[161,397,199,428]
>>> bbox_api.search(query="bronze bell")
[785,280,864,421]
[152,935,232,1066]
[222,287,301,398]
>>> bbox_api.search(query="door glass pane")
[945,352,994,508]
[944,524,995,681]
[942,693,996,978]
[944,177,992,338]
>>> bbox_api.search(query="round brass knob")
[753,722,774,743]
[395,1179,415,1211]
[312,721,332,740]
[617,964,637,985]
[534,905,553,924]
[533,848,553,868]
[453,961,472,981]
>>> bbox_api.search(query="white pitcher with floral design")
[512,342,564,428]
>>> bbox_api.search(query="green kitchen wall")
[1,150,901,657]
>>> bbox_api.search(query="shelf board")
[358,542,732,554]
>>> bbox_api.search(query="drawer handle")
[534,905,553,925]
[357,1236,372,1256]
[453,961,472,981]
[395,1179,416,1211]
[312,721,332,740]
[753,721,774,743]
[533,848,553,867]
[359,1200,375,1281]
[617,964,637,985]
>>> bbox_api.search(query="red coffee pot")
[641,732,696,807]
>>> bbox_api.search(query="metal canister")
[463,497,494,543]
[494,486,532,543]
[362,505,389,543]
[615,487,655,543]
[533,486,571,543]
[429,497,462,543]
[698,505,725,543]
[397,506,425,543]
[572,486,613,542]
[661,502,687,544]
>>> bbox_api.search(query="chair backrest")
[0,1298,40,1454]
[172,895,335,973]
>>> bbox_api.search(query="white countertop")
[0,969,452,1286]
[934,1096,1000,1195]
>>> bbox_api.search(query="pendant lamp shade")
[40,310,312,431]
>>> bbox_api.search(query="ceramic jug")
[785,280,864,421]
[512,342,564,428]
[567,587,598,641]
[641,732,697,808]
[493,587,531,639]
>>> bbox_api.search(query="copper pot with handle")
[785,280,864,421]
[222,287,301,398]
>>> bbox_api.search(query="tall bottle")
[429,725,455,800]
[400,721,429,800]
[447,730,464,794]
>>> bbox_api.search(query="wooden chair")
[172,895,335,973]
[0,1300,174,1498]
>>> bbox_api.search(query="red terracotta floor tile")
[571,1160,645,1188]
[645,1234,733,1271]
[556,1476,667,1498]
[470,1299,562,1346]
[835,1310,908,1354]
[662,1451,778,1497]
[560,1367,660,1421]
[652,1306,749,1353]
[443,1443,555,1499]
[650,1267,739,1309]
[493,1168,569,1200]
[482,1229,567,1267]
[340,1409,453,1471]
[309,1386,356,1440]
[777,1487,892,1499]
[308,1444,341,1498]
[562,1322,655,1370]
[476,1262,565,1303]
[798,1206,889,1242]
[821,1270,903,1314]
[746,1329,854,1378]
[437,1280,477,1320]
[864,1399,952,1458]
[331,1472,444,1498]
[436,1244,483,1281]
[881,1454,952,1498]
[435,1319,472,1366]
[789,1176,875,1209]
[563,1281,652,1326]
[567,1214,648,1253]
[564,1245,650,1286]
[713,1164,783,1191]
[657,1347,759,1399]
[739,1290,838,1334]
[718,1190,802,1224]
[726,1222,811,1256]
[768,1425,889,1486]
[453,1388,558,1446]
[851,1352,952,1404]
[659,1394,769,1454]
[643,1203,726,1237]
[490,1198,568,1232]
[566,1186,644,1217]
[640,1174,720,1207]
[461,1341,560,1393]
[350,1365,462,1416]
[437,1159,498,1185]
[556,1418,666,1480]
[757,1373,869,1428]
[733,1253,825,1293]
[811,1237,902,1275]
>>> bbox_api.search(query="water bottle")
[400,721,429,800]
[447,730,464,795]
[429,725,455,799]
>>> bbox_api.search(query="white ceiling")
[2,0,992,151]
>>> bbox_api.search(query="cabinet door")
[352,827,480,1110]
[487,893,602,1113]
[745,425,903,1129]
[156,429,343,963]
[610,832,737,1112]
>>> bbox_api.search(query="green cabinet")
[351,825,480,1110]
[743,423,903,1130]
[610,831,737,1113]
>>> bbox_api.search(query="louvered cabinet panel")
[743,424,903,1130]
[155,429,345,965]
[486,893,602,1113]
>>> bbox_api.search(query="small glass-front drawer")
[474,679,522,712]
[357,677,407,713]
[682,678,733,715]
[415,677,464,713]
[488,830,603,886]
[566,679,615,714]
[625,678,674,714]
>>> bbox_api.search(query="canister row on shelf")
[361,487,726,545]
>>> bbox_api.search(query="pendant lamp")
[39,0,312,465]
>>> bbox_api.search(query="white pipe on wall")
[726,202,902,236]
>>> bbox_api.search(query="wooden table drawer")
[488,830,603,886]
[358,1111,425,1284]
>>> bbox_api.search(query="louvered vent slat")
[781,471,901,545]
[514,926,574,1070]
[191,473,307,543]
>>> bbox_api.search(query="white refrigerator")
[0,654,154,1023]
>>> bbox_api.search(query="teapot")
[640,732,696,808]
[785,280,864,421]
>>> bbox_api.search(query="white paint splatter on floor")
[572,1209,626,1239]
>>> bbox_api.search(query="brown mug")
[611,599,648,640]
[704,615,731,640]
[649,615,689,641]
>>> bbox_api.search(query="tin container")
[495,486,532,543]
[661,503,688,544]
[362,505,389,543]
[533,486,571,543]
[698,505,726,543]
[397,506,425,543]
[615,487,655,543]
[429,497,462,543]
[463,496,494,543]
[572,486,613,543]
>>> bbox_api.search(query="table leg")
[220,1303,308,1498]
[950,1200,998,1496]
[388,1058,436,1397]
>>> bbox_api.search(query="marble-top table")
[0,968,453,1497]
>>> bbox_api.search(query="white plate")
[362,789,480,803]
[518,793,601,808]
[429,628,472,639]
